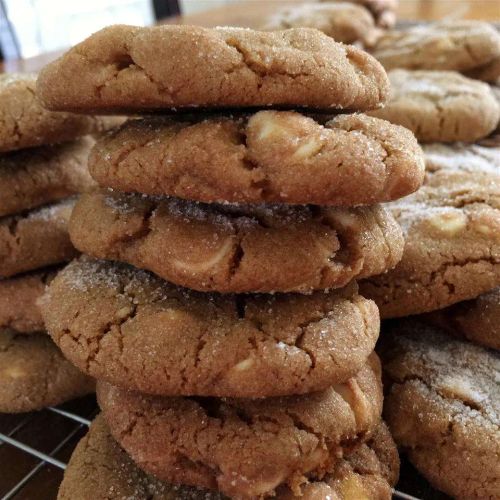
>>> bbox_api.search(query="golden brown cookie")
[97,354,383,499]
[0,136,95,217]
[69,190,404,293]
[372,20,500,72]
[58,415,398,500]
[36,25,389,113]
[42,258,379,398]
[382,320,500,500]
[0,268,57,333]
[320,0,398,28]
[360,159,500,317]
[89,112,424,206]
[0,199,78,278]
[368,69,500,143]
[262,3,380,47]
[0,328,94,413]
[422,287,500,351]
[0,73,121,153]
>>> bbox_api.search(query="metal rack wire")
[0,400,423,500]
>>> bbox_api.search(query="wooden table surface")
[2,0,499,73]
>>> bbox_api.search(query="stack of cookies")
[0,73,109,413]
[37,25,426,498]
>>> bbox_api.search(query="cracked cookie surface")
[0,136,95,217]
[372,20,500,72]
[89,112,424,206]
[59,415,398,500]
[42,258,379,398]
[368,69,500,143]
[422,286,500,351]
[0,328,94,413]
[0,268,58,333]
[262,3,380,47]
[36,25,389,113]
[97,354,383,499]
[0,73,120,153]
[381,320,500,500]
[0,199,78,278]
[360,144,500,317]
[69,190,404,293]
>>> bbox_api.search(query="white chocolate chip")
[292,137,323,160]
[171,237,234,273]
[233,358,254,372]
[429,211,467,236]
[3,365,25,379]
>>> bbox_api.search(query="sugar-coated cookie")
[37,25,389,113]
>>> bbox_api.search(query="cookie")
[372,20,500,72]
[69,190,404,293]
[89,112,424,206]
[97,354,383,498]
[0,136,95,217]
[262,3,380,47]
[360,159,500,317]
[422,287,500,351]
[320,0,398,28]
[0,328,94,413]
[0,73,121,153]
[42,258,379,398]
[36,25,389,113]
[0,199,78,278]
[368,69,500,143]
[0,268,57,333]
[381,320,500,500]
[423,141,500,174]
[58,415,398,500]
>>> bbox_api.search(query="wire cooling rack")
[0,394,449,500]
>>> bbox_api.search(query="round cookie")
[0,136,95,217]
[360,158,500,317]
[422,287,500,351]
[36,25,389,113]
[368,69,500,143]
[59,415,398,500]
[42,258,380,398]
[97,354,383,499]
[69,190,404,293]
[89,112,424,206]
[0,328,94,413]
[262,3,380,47]
[0,199,78,278]
[0,73,121,153]
[372,20,500,72]
[320,0,398,28]
[381,320,500,500]
[0,268,58,333]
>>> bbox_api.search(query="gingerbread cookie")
[262,3,380,47]
[0,328,94,413]
[369,70,500,143]
[89,112,424,206]
[372,20,500,72]
[382,320,500,500]
[0,73,121,153]
[0,268,57,333]
[37,25,389,113]
[320,0,398,28]
[97,354,383,498]
[0,136,95,217]
[360,162,500,317]
[59,415,398,500]
[422,287,500,351]
[69,190,404,293]
[0,199,78,278]
[42,258,379,398]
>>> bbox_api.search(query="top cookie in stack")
[38,24,425,294]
